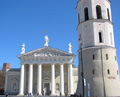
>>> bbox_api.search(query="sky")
[0,0,120,72]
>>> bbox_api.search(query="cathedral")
[4,36,78,96]
[4,0,120,97]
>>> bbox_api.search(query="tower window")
[107,8,110,21]
[93,55,95,60]
[117,70,119,75]
[78,13,80,24]
[84,7,89,21]
[99,32,103,43]
[115,56,116,61]
[110,32,113,45]
[106,54,108,60]
[93,70,95,74]
[79,34,82,40]
[96,5,102,19]
[107,69,110,74]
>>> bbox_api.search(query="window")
[110,32,113,45]
[93,55,95,60]
[84,7,89,21]
[13,83,16,92]
[56,83,59,90]
[107,69,110,74]
[99,32,103,43]
[107,8,110,21]
[79,34,81,40]
[96,5,102,19]
[78,13,80,24]
[106,54,108,60]
[93,70,95,74]
[117,70,119,75]
[115,56,116,60]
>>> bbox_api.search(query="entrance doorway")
[44,83,50,95]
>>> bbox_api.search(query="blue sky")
[0,0,120,72]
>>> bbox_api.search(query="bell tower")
[76,0,120,97]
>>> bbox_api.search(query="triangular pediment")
[18,46,75,58]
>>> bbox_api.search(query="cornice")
[77,19,113,30]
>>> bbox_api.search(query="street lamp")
[79,39,86,97]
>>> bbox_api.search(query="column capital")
[60,63,64,65]
[38,64,42,66]
[68,63,73,65]
[20,63,25,66]
[51,63,55,65]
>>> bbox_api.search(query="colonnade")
[18,63,73,96]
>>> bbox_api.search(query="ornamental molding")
[18,46,75,59]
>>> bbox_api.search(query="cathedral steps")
[0,95,68,97]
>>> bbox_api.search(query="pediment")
[18,46,75,58]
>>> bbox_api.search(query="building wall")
[77,47,120,96]
[5,65,78,95]
[5,71,20,95]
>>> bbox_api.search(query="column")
[37,64,42,95]
[51,64,55,95]
[19,64,24,95]
[28,64,33,95]
[60,64,64,95]
[69,63,73,95]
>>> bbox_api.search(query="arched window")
[84,7,89,21]
[117,70,119,75]
[56,83,59,90]
[99,32,103,43]
[107,8,110,21]
[110,32,113,45]
[96,5,102,19]
[107,69,110,74]
[13,83,16,92]
[93,54,95,60]
[93,70,95,74]
[106,54,108,60]
[11,79,18,92]
[78,13,80,24]
[115,56,117,61]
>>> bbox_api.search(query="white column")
[19,64,24,95]
[60,64,64,95]
[69,63,73,95]
[37,64,42,95]
[28,64,33,95]
[51,64,55,95]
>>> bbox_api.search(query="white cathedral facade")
[4,36,78,96]
[4,0,120,97]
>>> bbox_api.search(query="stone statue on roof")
[69,42,72,53]
[44,35,49,46]
[21,43,25,54]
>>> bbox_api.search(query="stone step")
[0,95,68,97]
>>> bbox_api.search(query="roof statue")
[69,42,72,53]
[44,35,49,46]
[21,43,25,54]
